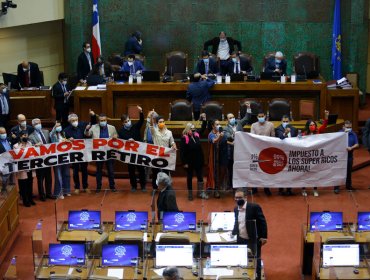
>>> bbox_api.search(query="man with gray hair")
[29,118,52,200]
[156,172,179,220]
[162,266,181,280]
[264,51,287,75]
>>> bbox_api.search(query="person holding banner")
[85,113,118,193]
[13,131,36,207]
[10,114,34,147]
[301,110,329,197]
[0,127,15,193]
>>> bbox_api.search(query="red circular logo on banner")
[258,147,287,174]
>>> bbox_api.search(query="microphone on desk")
[208,213,217,233]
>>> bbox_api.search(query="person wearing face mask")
[333,120,359,194]
[118,106,146,192]
[124,31,143,56]
[196,51,219,75]
[0,127,15,193]
[180,114,208,200]
[186,73,215,120]
[77,42,94,83]
[29,118,53,201]
[93,55,112,79]
[17,61,41,88]
[231,188,267,280]
[227,51,253,75]
[0,83,10,127]
[264,51,287,75]
[121,54,145,75]
[13,131,36,207]
[156,172,179,220]
[250,110,275,196]
[52,73,71,128]
[275,115,298,196]
[150,114,176,190]
[10,114,34,146]
[204,31,242,75]
[86,113,118,193]
[50,121,71,199]
[64,111,97,194]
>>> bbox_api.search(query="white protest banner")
[0,138,176,174]
[233,132,348,188]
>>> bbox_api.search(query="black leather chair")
[267,98,292,121]
[108,53,124,67]
[238,98,262,120]
[262,52,276,72]
[239,52,253,72]
[164,51,188,76]
[169,99,193,121]
[201,101,224,121]
[293,52,320,78]
[39,70,44,86]
[158,233,190,245]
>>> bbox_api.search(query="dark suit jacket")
[52,82,69,110]
[93,62,113,78]
[77,51,94,80]
[275,124,298,140]
[10,124,34,146]
[232,202,268,242]
[196,58,219,74]
[203,37,242,56]
[17,62,41,88]
[227,59,252,74]
[124,36,143,56]
[264,57,287,75]
[157,186,179,219]
[0,90,10,115]
[0,138,12,154]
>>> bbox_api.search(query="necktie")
[205,62,209,74]
[24,71,30,87]
[236,62,239,74]
[130,64,135,74]
[39,131,47,144]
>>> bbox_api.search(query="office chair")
[293,52,320,79]
[299,99,316,120]
[261,51,276,72]
[164,51,188,76]
[238,98,262,120]
[90,232,108,256]
[169,99,193,121]
[108,53,123,66]
[158,233,190,244]
[267,98,292,121]
[238,52,253,72]
[39,70,45,86]
[201,101,224,121]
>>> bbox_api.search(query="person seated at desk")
[121,54,145,75]
[196,50,218,75]
[264,51,287,76]
[93,55,112,79]
[17,61,41,88]
[157,172,179,220]
[227,51,252,75]
[86,65,106,86]
[162,266,181,280]
[124,31,143,56]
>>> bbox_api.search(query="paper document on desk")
[206,232,222,242]
[97,84,107,89]
[220,231,237,242]
[108,268,124,278]
[87,86,98,90]
[155,232,163,242]
[153,268,165,275]
[75,86,86,90]
[203,268,233,276]
[143,232,148,242]
[68,267,74,275]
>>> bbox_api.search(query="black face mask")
[237,199,245,207]
[21,137,28,143]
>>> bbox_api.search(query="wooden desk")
[109,230,153,243]
[144,259,197,280]
[154,225,202,244]
[317,266,370,280]
[90,259,142,280]
[354,232,370,243]
[35,257,91,279]
[57,222,111,243]
[200,259,256,280]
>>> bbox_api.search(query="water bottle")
[297,130,302,140]
[11,256,16,265]
[36,219,42,230]
[205,257,211,269]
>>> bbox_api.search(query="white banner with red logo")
[0,139,176,174]
[233,132,348,188]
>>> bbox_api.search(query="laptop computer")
[102,244,139,267]
[162,211,196,231]
[155,245,193,267]
[115,211,148,231]
[230,73,245,82]
[210,245,248,267]
[209,212,235,231]
[49,243,86,266]
[260,72,280,81]
[113,71,129,82]
[68,210,101,230]
[357,212,370,231]
[309,211,343,231]
[322,244,360,267]
[327,114,338,125]
[142,70,161,82]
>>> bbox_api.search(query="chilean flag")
[91,0,101,62]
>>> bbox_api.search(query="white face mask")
[20,121,26,127]
[62,80,67,85]
[2,88,6,93]
[55,126,62,133]
[23,68,28,72]
[86,47,91,53]
[72,121,78,127]
[128,61,134,66]
[34,124,42,131]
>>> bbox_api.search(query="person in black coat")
[17,61,41,88]
[52,73,71,127]
[0,127,14,192]
[118,105,146,192]
[264,51,287,75]
[0,83,10,127]
[156,172,179,220]
[10,114,34,147]
[77,42,94,83]
[227,51,253,74]
[124,31,143,56]
[232,188,267,280]
[196,51,219,75]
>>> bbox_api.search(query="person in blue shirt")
[121,54,145,75]
[196,51,219,75]
[186,73,215,120]
[124,31,143,56]
[334,120,359,194]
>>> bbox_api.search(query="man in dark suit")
[264,51,287,75]
[275,115,297,196]
[94,56,113,79]
[156,172,179,220]
[17,61,41,88]
[121,54,145,74]
[204,31,242,75]
[77,42,94,83]
[0,84,10,127]
[124,31,143,56]
[29,118,52,201]
[227,51,253,74]
[0,127,14,192]
[52,73,70,127]
[196,51,219,75]
[10,114,34,146]
[232,188,267,280]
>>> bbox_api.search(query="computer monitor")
[210,245,248,267]
[309,212,343,231]
[48,244,86,266]
[142,71,161,82]
[2,73,20,90]
[209,212,235,231]
[357,212,370,231]
[115,211,148,231]
[322,244,360,266]
[155,245,193,267]
[68,210,101,230]
[162,212,196,231]
[102,244,139,267]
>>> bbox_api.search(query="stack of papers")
[75,86,86,90]
[107,268,124,278]
[203,268,234,276]
[327,77,352,89]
